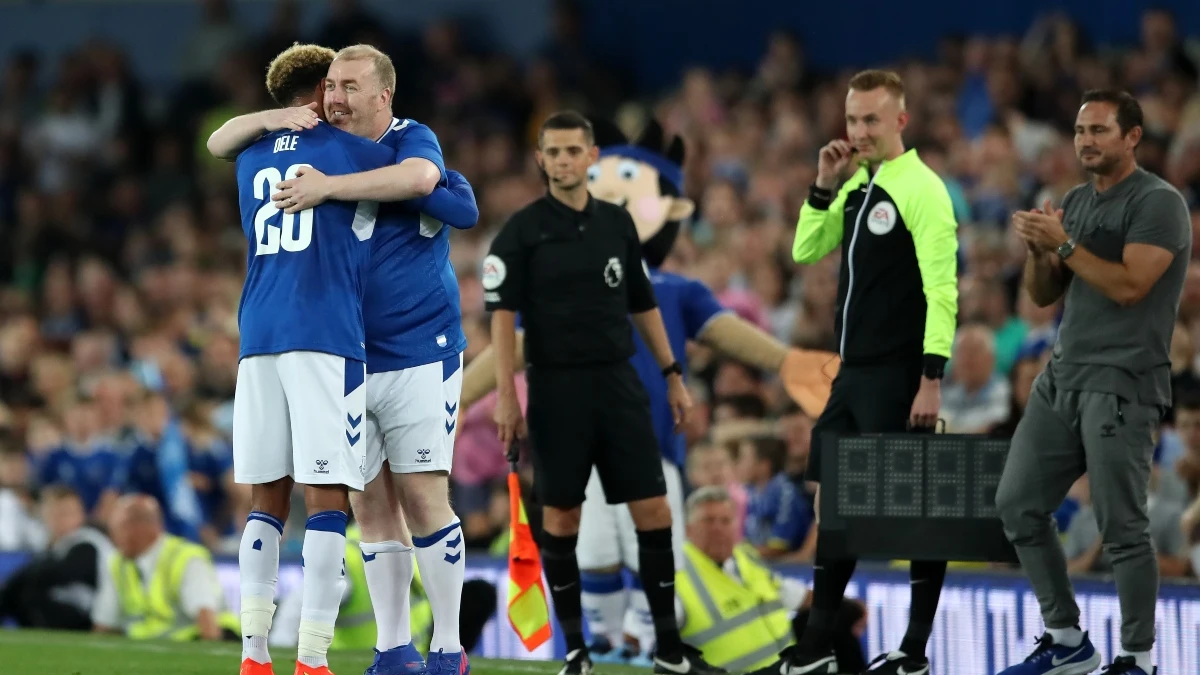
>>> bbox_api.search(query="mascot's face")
[587,156,694,244]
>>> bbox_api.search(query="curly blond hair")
[265,43,336,107]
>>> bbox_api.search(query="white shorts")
[576,458,685,572]
[363,353,463,483]
[233,351,368,490]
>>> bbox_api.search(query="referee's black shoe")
[652,644,728,675]
[557,648,594,675]
[860,651,929,675]
[747,647,837,675]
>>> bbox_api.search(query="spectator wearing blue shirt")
[734,436,816,562]
[181,401,235,550]
[108,391,205,542]
[36,402,121,519]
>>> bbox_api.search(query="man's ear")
[588,145,600,164]
[667,197,695,221]
[1127,125,1144,151]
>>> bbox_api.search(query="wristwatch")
[1056,238,1076,260]
[661,362,683,378]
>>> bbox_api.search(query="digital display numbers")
[833,435,1011,520]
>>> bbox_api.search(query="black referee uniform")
[482,192,668,508]
[772,147,959,675]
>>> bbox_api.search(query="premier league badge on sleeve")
[603,257,623,287]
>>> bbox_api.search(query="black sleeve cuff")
[807,185,833,210]
[484,301,519,313]
[923,354,947,380]
[630,299,658,314]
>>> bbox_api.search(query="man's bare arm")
[460,332,526,410]
[696,313,787,370]
[1062,243,1177,307]
[326,158,440,202]
[206,104,319,160]
[491,311,520,399]
[1024,251,1067,307]
[196,608,222,641]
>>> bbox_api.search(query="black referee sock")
[636,527,684,659]
[899,560,947,659]
[797,554,858,656]
[540,532,587,655]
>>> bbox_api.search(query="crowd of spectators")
[1,0,1199,580]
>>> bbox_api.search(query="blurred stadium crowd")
[1,0,1200,587]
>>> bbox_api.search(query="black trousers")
[0,556,93,631]
[793,598,868,673]
[805,360,922,483]
[525,362,667,508]
[461,579,498,652]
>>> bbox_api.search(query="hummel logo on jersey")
[346,412,362,446]
[1100,423,1116,438]
[416,448,432,464]
[314,459,330,474]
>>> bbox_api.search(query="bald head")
[952,324,996,391]
[116,494,162,523]
[109,494,163,558]
[955,323,995,352]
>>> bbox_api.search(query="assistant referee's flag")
[505,443,552,651]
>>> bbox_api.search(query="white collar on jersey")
[376,117,410,143]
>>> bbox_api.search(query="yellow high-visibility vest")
[110,535,239,641]
[675,542,793,672]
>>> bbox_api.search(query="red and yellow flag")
[506,470,552,651]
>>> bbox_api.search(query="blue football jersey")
[364,117,467,373]
[37,443,120,512]
[744,473,816,551]
[629,268,728,468]
[235,123,394,361]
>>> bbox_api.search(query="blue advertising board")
[2,553,1197,673]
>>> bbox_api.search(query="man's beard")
[1082,152,1120,175]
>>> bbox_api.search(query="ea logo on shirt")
[866,201,897,235]
[481,255,506,290]
[604,257,623,287]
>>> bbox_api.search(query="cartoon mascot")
[460,118,838,661]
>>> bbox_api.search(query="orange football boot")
[294,662,337,675]
[240,659,275,675]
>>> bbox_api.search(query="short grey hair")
[686,485,732,520]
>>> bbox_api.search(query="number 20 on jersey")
[253,163,312,256]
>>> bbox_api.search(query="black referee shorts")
[806,359,922,483]
[525,361,667,509]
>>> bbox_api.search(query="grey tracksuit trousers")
[995,367,1160,652]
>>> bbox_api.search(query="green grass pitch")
[0,629,653,675]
